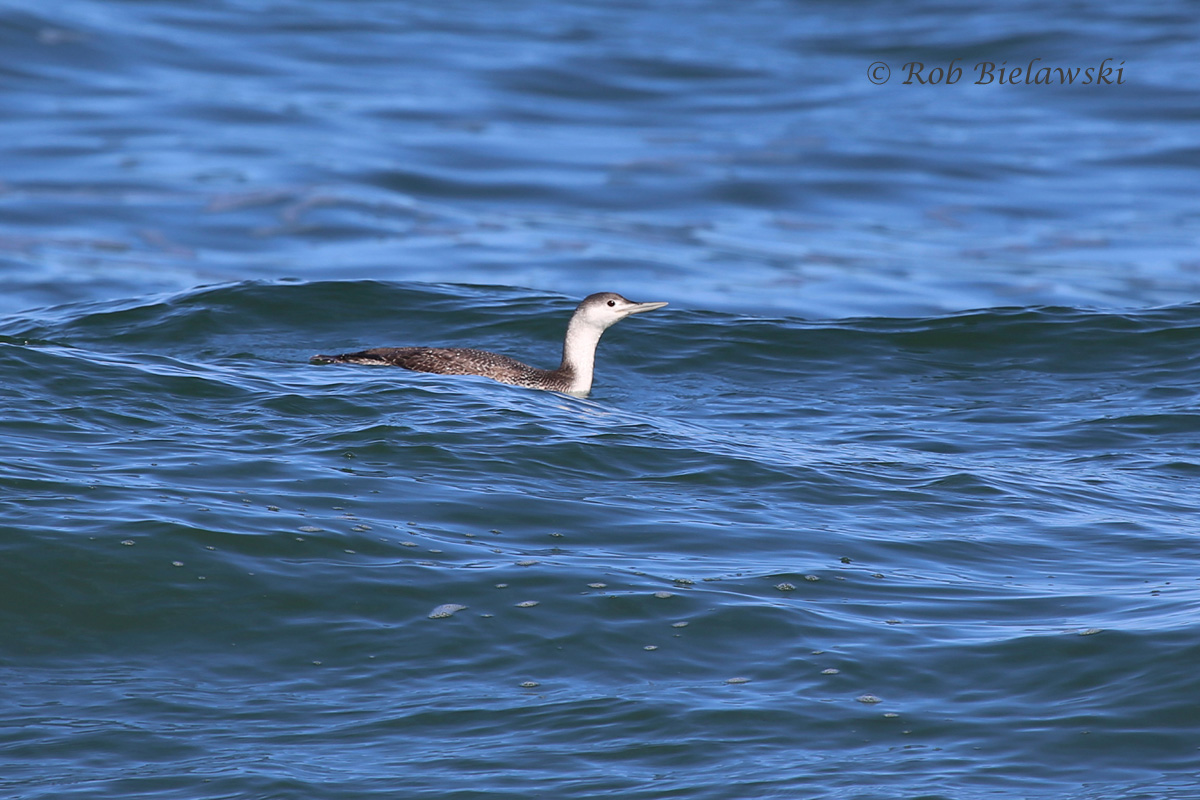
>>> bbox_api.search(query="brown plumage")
[312,347,569,391]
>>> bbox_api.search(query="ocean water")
[3,1,1200,799]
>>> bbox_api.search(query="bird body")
[311,292,667,396]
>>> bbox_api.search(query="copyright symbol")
[868,62,890,84]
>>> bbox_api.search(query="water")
[3,1,1200,798]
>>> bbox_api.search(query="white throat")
[559,315,607,395]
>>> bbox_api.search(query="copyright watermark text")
[867,58,1126,86]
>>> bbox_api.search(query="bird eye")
[606,300,615,307]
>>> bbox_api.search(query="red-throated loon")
[310,292,668,396]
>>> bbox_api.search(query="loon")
[311,292,668,396]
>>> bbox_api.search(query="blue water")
[4,2,1200,799]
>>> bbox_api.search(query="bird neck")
[559,317,605,395]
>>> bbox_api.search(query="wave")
[8,280,1200,373]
